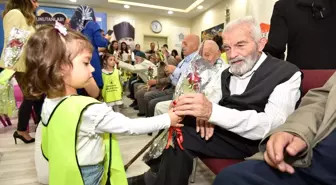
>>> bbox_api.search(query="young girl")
[102,54,123,112]
[25,24,182,185]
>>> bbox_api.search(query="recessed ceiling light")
[168,10,173,14]
[69,0,76,2]
[124,5,130,9]
[197,5,203,9]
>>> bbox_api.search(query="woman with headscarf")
[70,5,110,97]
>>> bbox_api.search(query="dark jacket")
[264,0,336,69]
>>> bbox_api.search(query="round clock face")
[151,21,162,33]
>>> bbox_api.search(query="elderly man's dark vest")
[219,56,301,112]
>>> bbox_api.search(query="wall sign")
[36,12,67,24]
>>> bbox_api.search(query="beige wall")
[191,0,248,36]
[96,8,191,51]
[190,0,278,36]
[246,0,278,23]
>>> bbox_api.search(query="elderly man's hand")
[173,93,212,121]
[264,132,307,174]
[147,79,157,86]
[196,118,215,140]
[164,65,176,75]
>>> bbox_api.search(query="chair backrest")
[301,70,336,95]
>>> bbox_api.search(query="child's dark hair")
[171,49,178,57]
[102,53,114,68]
[22,24,93,98]
[212,35,224,52]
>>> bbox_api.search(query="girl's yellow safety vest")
[102,69,122,103]
[41,96,127,185]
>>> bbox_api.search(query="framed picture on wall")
[201,23,224,42]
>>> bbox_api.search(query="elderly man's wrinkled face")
[135,56,143,64]
[202,45,220,65]
[223,25,263,76]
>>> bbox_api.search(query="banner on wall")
[36,6,107,31]
[260,23,270,41]
[36,11,67,24]
[201,23,224,42]
[109,16,135,49]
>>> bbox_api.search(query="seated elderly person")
[213,75,336,183]
[142,34,200,118]
[152,16,302,185]
[153,39,229,117]
[116,51,157,97]
[127,40,229,185]
[135,48,178,117]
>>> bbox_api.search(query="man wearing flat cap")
[117,51,158,99]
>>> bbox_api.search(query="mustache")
[229,56,246,64]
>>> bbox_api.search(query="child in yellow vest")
[25,23,182,185]
[102,54,123,112]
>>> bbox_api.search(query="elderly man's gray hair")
[223,16,262,42]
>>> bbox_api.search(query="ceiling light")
[69,0,76,2]
[108,0,204,13]
[197,5,203,9]
[124,5,130,9]
[168,10,173,14]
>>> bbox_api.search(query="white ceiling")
[121,0,195,9]
[35,0,221,18]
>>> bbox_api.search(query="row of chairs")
[190,69,336,182]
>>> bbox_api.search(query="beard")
[228,52,259,76]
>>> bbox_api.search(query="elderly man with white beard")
[152,16,303,185]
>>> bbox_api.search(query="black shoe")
[127,174,146,185]
[4,116,12,126]
[13,131,35,144]
[130,101,137,107]
[133,106,139,110]
[137,113,146,117]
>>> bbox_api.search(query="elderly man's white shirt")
[208,53,302,140]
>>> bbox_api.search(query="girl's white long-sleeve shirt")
[41,97,171,165]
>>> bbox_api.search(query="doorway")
[143,35,168,51]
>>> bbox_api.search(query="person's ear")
[60,63,72,76]
[257,38,267,52]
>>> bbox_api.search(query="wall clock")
[151,20,162,33]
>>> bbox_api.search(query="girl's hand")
[168,110,183,127]
[84,78,100,98]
